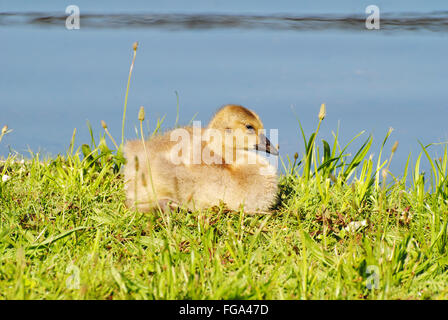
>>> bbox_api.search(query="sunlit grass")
[1,106,448,299]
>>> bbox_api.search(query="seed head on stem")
[100,120,119,150]
[137,105,163,215]
[134,155,139,172]
[0,125,9,144]
[391,141,399,154]
[121,41,139,145]
[318,103,326,121]
[138,106,145,122]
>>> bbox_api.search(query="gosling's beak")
[255,133,279,156]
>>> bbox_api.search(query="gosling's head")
[207,104,278,155]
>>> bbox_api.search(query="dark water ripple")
[1,12,448,32]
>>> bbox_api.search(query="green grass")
[1,111,448,300]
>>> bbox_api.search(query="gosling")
[123,104,278,213]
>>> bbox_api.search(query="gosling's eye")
[246,124,255,132]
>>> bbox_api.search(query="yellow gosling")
[123,104,278,213]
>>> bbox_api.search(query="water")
[1,0,448,175]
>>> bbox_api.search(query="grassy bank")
[1,109,448,299]
[2,43,448,300]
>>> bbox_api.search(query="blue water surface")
[1,0,447,175]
